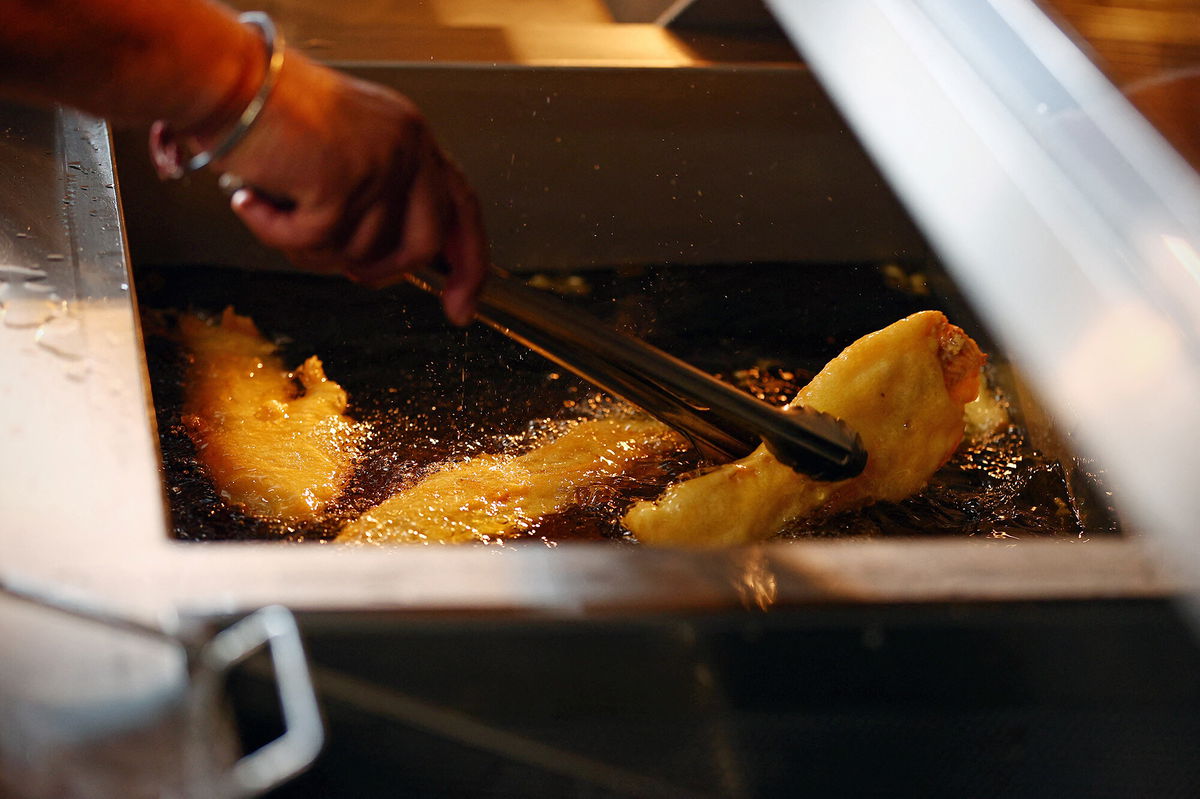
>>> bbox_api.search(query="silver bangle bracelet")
[181,11,286,174]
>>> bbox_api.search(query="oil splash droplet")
[66,358,92,382]
[3,298,57,328]
[36,314,85,360]
[22,279,56,294]
[0,264,47,279]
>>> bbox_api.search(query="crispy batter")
[338,418,685,544]
[623,311,986,547]
[180,308,363,523]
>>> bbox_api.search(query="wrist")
[184,20,267,146]
[150,12,286,179]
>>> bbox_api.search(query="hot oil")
[533,367,1098,545]
[783,429,1094,540]
[138,263,1115,545]
[143,330,324,541]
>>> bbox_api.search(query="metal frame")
[4,13,1200,793]
[0,26,1192,629]
[0,95,1186,626]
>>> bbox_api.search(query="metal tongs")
[409,267,867,481]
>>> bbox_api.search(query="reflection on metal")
[219,0,793,65]
[766,0,1200,586]
[113,66,927,275]
[0,102,169,575]
[296,663,705,799]
[659,0,781,35]
[732,549,777,611]
[0,572,179,645]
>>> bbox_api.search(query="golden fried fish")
[180,308,363,523]
[338,417,685,544]
[623,311,986,547]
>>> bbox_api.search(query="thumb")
[230,188,330,250]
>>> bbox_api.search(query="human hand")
[160,52,487,324]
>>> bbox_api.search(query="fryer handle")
[409,266,867,481]
[199,606,324,799]
[0,578,323,798]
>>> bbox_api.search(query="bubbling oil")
[150,332,1098,545]
[141,262,1112,546]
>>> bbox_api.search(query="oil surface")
[137,263,1119,544]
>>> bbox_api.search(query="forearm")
[0,0,262,132]
[0,0,488,319]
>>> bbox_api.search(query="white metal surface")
[0,106,323,799]
[766,0,1200,588]
[0,106,168,577]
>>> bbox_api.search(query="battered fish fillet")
[337,418,685,543]
[180,308,363,523]
[623,311,985,547]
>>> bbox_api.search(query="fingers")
[229,121,487,326]
[335,127,428,262]
[342,158,444,289]
[230,188,340,251]
[210,57,488,322]
[333,162,487,326]
[342,203,400,264]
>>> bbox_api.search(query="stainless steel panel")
[114,65,929,274]
[0,83,1181,623]
[0,103,169,587]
